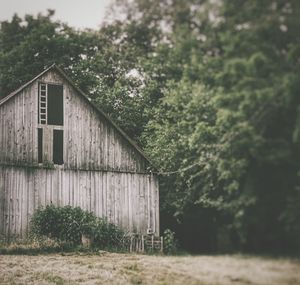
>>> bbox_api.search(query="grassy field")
[0,252,300,285]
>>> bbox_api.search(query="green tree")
[143,0,300,252]
[1,0,300,253]
[0,10,94,97]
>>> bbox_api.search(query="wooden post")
[160,236,163,252]
[151,235,154,251]
[130,236,133,252]
[142,235,144,252]
[138,238,141,252]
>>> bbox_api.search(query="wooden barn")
[0,64,159,239]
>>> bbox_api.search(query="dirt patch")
[0,253,300,285]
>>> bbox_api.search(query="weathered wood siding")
[0,165,159,238]
[0,82,37,164]
[0,68,159,239]
[0,70,149,172]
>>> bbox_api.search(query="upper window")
[38,83,64,125]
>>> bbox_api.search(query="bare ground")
[0,252,300,285]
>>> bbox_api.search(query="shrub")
[163,229,178,254]
[93,219,125,248]
[30,205,125,249]
[31,205,94,244]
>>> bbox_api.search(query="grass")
[0,252,300,285]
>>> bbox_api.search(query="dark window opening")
[53,130,64,165]
[38,128,43,163]
[47,84,64,126]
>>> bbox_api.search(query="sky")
[0,0,113,29]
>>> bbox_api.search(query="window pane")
[48,84,64,126]
[53,129,64,165]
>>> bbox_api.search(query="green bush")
[163,229,178,254]
[93,219,124,248]
[30,205,125,249]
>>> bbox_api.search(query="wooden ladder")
[39,83,47,124]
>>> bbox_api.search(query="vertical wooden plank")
[115,173,120,226]
[98,172,102,217]
[62,169,68,206]
[99,120,103,168]
[41,169,46,207]
[122,173,128,230]
[149,174,154,235]
[17,169,23,236]
[107,172,112,223]
[155,175,160,236]
[0,167,4,236]
[27,168,35,235]
[10,168,15,237]
[128,173,133,232]
[5,168,11,239]
[20,169,26,237]
[103,171,107,219]
[147,174,151,232]
[119,173,125,229]
[88,171,92,212]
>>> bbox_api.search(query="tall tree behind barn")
[0,64,159,239]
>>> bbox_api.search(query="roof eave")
[0,64,55,107]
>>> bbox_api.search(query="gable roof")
[0,64,153,166]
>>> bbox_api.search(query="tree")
[0,10,155,139]
[143,0,300,252]
[0,10,95,97]
[1,0,299,253]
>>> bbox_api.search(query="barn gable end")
[0,65,159,239]
[0,65,152,172]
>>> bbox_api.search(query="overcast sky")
[0,0,113,29]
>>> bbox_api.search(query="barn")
[0,64,159,240]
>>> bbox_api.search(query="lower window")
[38,128,43,163]
[53,130,64,165]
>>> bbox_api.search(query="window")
[48,84,64,125]
[38,83,63,125]
[38,83,64,165]
[38,128,43,163]
[53,130,64,165]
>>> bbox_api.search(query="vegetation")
[163,229,177,254]
[1,0,299,254]
[30,205,125,250]
[1,253,300,285]
[0,236,74,255]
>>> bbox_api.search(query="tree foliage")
[1,0,300,253]
[142,0,300,252]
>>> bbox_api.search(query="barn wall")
[0,165,159,238]
[0,70,149,172]
[0,82,38,164]
[0,69,159,240]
